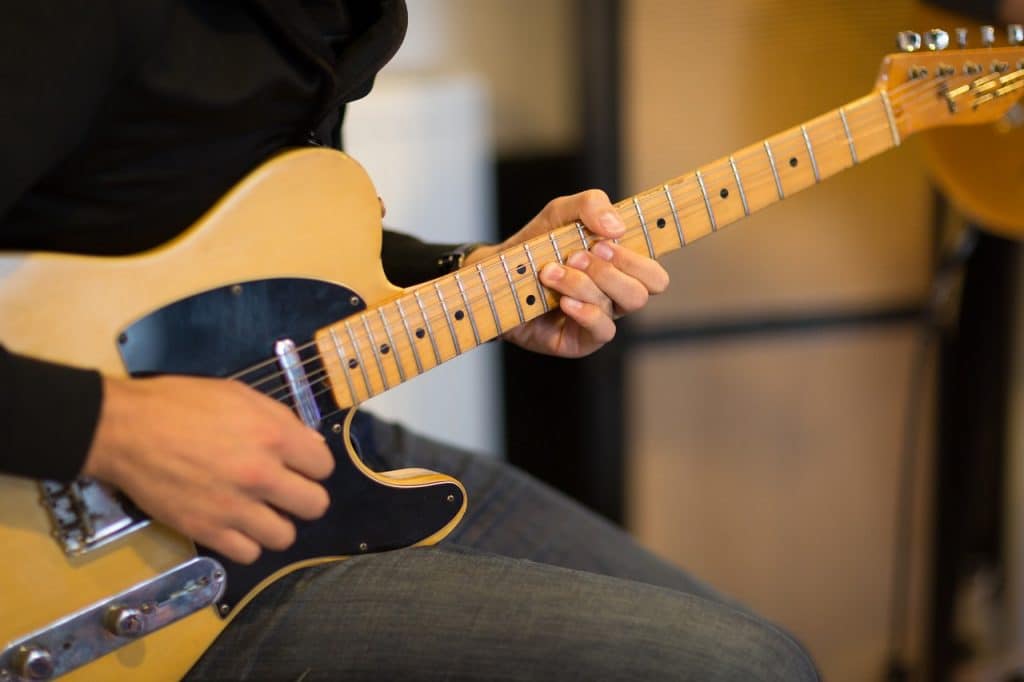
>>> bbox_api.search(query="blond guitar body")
[0,149,467,680]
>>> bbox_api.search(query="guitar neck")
[315,89,903,408]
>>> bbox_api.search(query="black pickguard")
[118,278,464,614]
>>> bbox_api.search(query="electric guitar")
[2,26,1023,682]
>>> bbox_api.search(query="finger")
[276,427,335,481]
[231,500,298,552]
[591,240,670,295]
[196,526,262,565]
[560,297,616,345]
[581,249,651,315]
[540,256,613,316]
[262,468,331,521]
[541,190,625,240]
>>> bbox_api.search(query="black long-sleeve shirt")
[0,0,456,481]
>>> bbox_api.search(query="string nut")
[924,29,949,51]
[897,31,922,52]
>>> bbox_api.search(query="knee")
[723,616,820,682]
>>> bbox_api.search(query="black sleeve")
[381,229,463,287]
[0,2,159,480]
[0,348,103,480]
[921,0,1001,21]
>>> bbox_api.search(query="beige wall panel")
[627,326,934,681]
[624,0,933,322]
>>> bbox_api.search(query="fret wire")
[434,282,462,356]
[728,157,750,217]
[694,170,717,232]
[548,232,564,264]
[522,243,549,312]
[879,91,902,146]
[574,221,590,250]
[329,327,359,404]
[454,273,483,344]
[377,308,406,383]
[361,315,389,391]
[838,107,859,164]
[499,254,526,324]
[413,291,443,365]
[662,184,686,245]
[632,196,656,257]
[800,125,821,183]
[763,140,785,199]
[394,299,424,375]
[477,263,503,333]
[343,320,373,398]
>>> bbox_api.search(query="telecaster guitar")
[1,26,1022,681]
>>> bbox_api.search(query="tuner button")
[925,29,950,51]
[897,31,922,52]
[104,606,146,638]
[956,27,969,48]
[12,645,55,681]
[1010,24,1024,46]
[981,25,996,47]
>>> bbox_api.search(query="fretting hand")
[466,190,670,358]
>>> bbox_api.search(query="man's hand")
[83,375,334,564]
[466,190,669,358]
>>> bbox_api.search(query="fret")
[434,282,462,356]
[394,298,424,375]
[361,315,389,391]
[522,243,549,312]
[548,232,564,264]
[377,309,406,383]
[574,221,590,250]
[454,273,483,343]
[879,90,901,146]
[343,320,373,397]
[632,196,656,257]
[800,125,821,183]
[764,140,785,199]
[694,170,717,232]
[662,184,686,245]
[477,263,503,333]
[728,157,750,217]
[328,327,359,404]
[413,290,443,365]
[499,254,526,324]
[838,107,859,164]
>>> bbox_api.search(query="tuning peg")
[924,29,950,50]
[897,31,922,52]
[1009,24,1024,45]
[981,25,996,46]
[956,27,969,48]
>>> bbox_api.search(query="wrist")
[81,375,138,482]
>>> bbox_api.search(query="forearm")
[0,346,102,480]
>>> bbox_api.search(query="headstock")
[877,24,1024,136]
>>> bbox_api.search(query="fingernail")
[593,242,614,261]
[568,251,590,269]
[599,211,626,237]
[542,263,565,282]
[563,297,582,311]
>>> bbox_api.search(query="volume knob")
[104,606,146,638]
[12,645,55,681]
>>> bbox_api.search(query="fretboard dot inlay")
[516,264,527,275]
[720,188,729,199]
[348,359,358,369]
[526,294,537,306]
[789,157,799,168]
[656,217,666,229]
[415,328,425,339]
[454,310,465,321]
[380,344,390,354]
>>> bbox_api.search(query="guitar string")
[233,68,1010,401]
[239,68,964,397]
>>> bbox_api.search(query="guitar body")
[915,4,1024,237]
[0,148,466,680]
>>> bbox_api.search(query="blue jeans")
[186,412,819,681]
